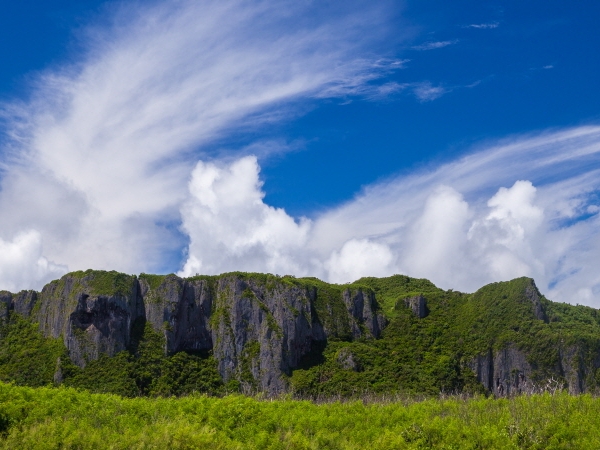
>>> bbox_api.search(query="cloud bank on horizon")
[0,0,599,306]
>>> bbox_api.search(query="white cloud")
[0,231,66,292]
[310,126,600,304]
[174,126,600,306]
[402,186,470,285]
[465,22,499,29]
[467,181,544,282]
[1,0,599,308]
[412,82,448,102]
[326,239,394,284]
[0,0,397,289]
[412,40,458,51]
[178,156,311,277]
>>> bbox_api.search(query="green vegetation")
[0,314,76,387]
[2,270,600,446]
[138,273,168,291]
[0,312,223,397]
[0,383,599,448]
[290,276,600,397]
[3,270,600,400]
[65,269,136,297]
[66,322,224,397]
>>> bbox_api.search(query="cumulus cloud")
[326,239,394,284]
[403,186,471,284]
[178,156,311,277]
[466,181,544,282]
[311,127,600,305]
[178,155,398,284]
[173,130,600,306]
[0,231,66,292]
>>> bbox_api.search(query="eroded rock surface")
[34,272,144,367]
[524,279,548,322]
[404,295,428,318]
[470,345,533,396]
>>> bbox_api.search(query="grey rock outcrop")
[138,275,385,393]
[404,295,428,318]
[343,288,387,338]
[557,345,600,394]
[210,275,324,393]
[0,290,39,322]
[470,342,600,396]
[524,279,548,322]
[0,292,11,323]
[34,272,145,367]
[470,345,533,396]
[336,347,360,371]
[139,274,213,354]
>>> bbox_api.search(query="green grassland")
[0,383,598,449]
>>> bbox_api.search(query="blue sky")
[0,0,599,305]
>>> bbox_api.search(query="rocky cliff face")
[143,274,385,393]
[403,294,428,318]
[468,275,600,397]
[209,275,321,393]
[469,343,600,396]
[524,280,548,322]
[4,271,385,394]
[139,274,213,355]
[0,290,37,323]
[33,272,145,367]
[470,346,533,396]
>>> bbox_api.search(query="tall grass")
[0,383,597,449]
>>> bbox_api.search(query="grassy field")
[0,383,597,449]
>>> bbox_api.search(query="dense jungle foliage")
[288,275,600,396]
[0,383,598,449]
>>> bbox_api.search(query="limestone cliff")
[3,270,384,394]
[33,271,144,367]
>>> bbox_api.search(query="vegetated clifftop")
[1,270,600,397]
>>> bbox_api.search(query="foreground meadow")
[0,383,597,449]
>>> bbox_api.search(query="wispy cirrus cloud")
[411,82,448,102]
[412,40,458,51]
[465,22,500,29]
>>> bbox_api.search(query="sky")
[0,0,599,306]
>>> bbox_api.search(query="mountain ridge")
[1,270,599,397]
